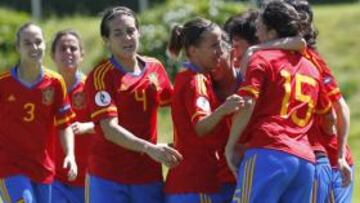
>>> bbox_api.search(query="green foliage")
[0,8,29,71]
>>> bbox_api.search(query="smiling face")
[16,24,45,66]
[53,33,83,74]
[102,15,140,60]
[190,26,223,72]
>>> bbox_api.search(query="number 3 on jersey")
[23,102,35,122]
[279,69,316,127]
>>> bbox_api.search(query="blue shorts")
[52,180,84,203]
[219,183,236,203]
[86,175,163,203]
[165,192,223,203]
[312,155,333,203]
[232,148,315,203]
[329,166,354,203]
[0,175,51,203]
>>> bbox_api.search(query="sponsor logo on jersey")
[42,87,55,105]
[72,92,86,110]
[196,96,210,112]
[95,91,111,107]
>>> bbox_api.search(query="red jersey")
[0,67,74,183]
[237,50,330,163]
[55,72,92,186]
[165,62,222,194]
[85,56,173,184]
[304,48,353,167]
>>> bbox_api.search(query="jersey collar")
[110,55,148,77]
[11,65,44,89]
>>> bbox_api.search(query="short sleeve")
[157,63,173,106]
[184,74,211,126]
[237,54,267,99]
[315,81,332,115]
[54,77,76,129]
[85,64,118,123]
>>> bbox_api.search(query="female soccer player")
[225,1,330,202]
[0,22,77,203]
[287,1,354,202]
[51,29,94,203]
[213,10,259,203]
[239,1,353,201]
[164,17,242,203]
[84,6,182,202]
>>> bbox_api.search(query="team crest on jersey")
[42,87,55,105]
[95,91,112,107]
[7,94,16,102]
[72,92,86,110]
[196,96,210,112]
[148,72,160,91]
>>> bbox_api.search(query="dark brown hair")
[223,9,260,45]
[285,0,318,48]
[51,29,84,56]
[100,6,139,38]
[167,17,218,58]
[261,0,301,38]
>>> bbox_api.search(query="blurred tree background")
[0,0,360,202]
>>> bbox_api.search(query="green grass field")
[0,2,359,202]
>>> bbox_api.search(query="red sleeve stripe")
[239,86,260,99]
[327,88,340,97]
[315,102,332,115]
[90,106,118,119]
[55,112,76,126]
[94,61,111,90]
[191,111,209,123]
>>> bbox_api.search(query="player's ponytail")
[167,24,184,60]
[166,17,218,60]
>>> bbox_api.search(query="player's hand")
[338,158,352,186]
[145,143,183,168]
[220,95,244,115]
[63,154,78,181]
[71,121,95,135]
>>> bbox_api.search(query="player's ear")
[268,29,278,40]
[188,45,197,58]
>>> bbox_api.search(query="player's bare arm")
[239,36,306,74]
[195,94,243,136]
[100,117,182,167]
[59,126,78,181]
[225,97,255,178]
[333,97,352,186]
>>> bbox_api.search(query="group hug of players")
[0,0,354,202]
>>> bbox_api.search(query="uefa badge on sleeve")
[42,87,55,105]
[196,96,210,112]
[95,91,112,107]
